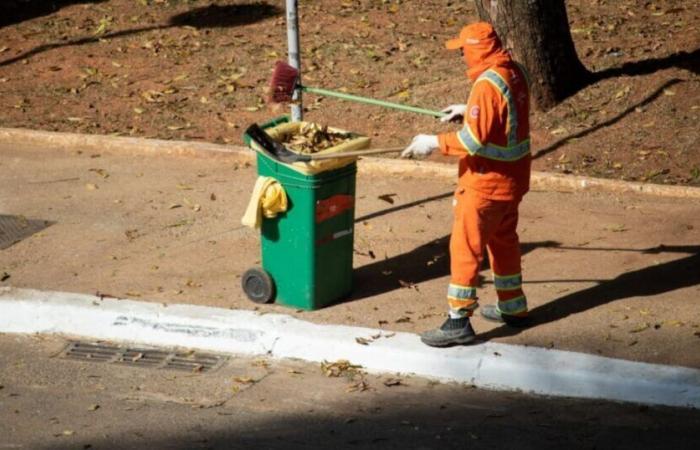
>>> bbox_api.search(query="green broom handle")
[302,86,445,118]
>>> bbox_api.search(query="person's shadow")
[350,232,700,342]
[479,244,700,341]
[350,235,562,301]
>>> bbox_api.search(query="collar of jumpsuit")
[445,22,512,81]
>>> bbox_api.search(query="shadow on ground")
[350,237,561,302]
[594,48,700,79]
[480,245,700,341]
[169,2,280,28]
[39,389,700,450]
[0,0,106,28]
[533,78,683,159]
[0,214,54,250]
[0,2,281,67]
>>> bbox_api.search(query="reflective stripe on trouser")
[493,272,528,317]
[447,283,478,318]
[448,188,528,318]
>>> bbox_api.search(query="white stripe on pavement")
[1,286,699,408]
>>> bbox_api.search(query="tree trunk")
[474,0,591,111]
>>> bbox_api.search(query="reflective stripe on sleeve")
[481,70,518,147]
[456,126,530,161]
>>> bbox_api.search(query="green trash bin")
[241,117,368,310]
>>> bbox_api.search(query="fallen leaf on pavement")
[89,168,109,178]
[630,322,650,333]
[383,378,403,387]
[355,337,371,346]
[346,379,369,393]
[233,376,255,384]
[606,224,628,232]
[252,359,270,369]
[321,360,363,378]
[398,280,418,291]
[88,404,100,411]
[378,193,397,204]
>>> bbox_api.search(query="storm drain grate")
[0,214,53,250]
[60,341,226,373]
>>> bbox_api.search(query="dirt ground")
[4,334,700,450]
[1,0,699,185]
[2,142,699,369]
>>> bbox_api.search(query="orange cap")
[445,22,499,50]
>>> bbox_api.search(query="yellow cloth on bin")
[241,176,288,229]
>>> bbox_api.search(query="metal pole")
[286,0,302,121]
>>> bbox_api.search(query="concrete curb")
[1,287,699,409]
[2,127,700,199]
[0,127,250,160]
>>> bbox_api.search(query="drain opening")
[60,341,226,373]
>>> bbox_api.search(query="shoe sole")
[420,335,476,348]
[480,313,505,324]
[480,309,530,328]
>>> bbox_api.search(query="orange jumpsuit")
[439,24,531,319]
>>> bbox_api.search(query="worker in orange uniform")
[401,22,531,347]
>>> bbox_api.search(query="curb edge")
[2,127,700,199]
[1,287,698,409]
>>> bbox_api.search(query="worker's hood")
[445,22,512,81]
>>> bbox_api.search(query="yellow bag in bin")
[250,121,371,175]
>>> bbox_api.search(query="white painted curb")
[1,287,699,409]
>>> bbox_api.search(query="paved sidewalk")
[2,334,699,450]
[1,141,699,368]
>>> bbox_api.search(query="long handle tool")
[245,124,402,164]
[269,61,444,118]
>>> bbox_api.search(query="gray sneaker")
[420,317,476,347]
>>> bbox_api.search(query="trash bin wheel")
[241,267,275,304]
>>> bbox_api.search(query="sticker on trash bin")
[316,195,354,223]
[316,228,353,246]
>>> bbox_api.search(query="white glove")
[439,104,467,123]
[401,134,439,159]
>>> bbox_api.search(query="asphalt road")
[1,334,699,450]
